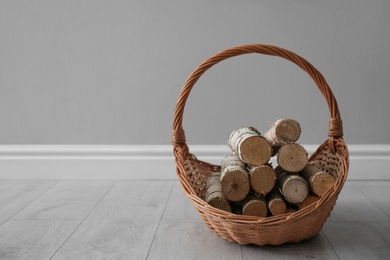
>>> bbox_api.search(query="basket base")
[175,138,348,246]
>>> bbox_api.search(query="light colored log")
[300,165,336,197]
[267,187,287,216]
[221,154,246,170]
[263,119,301,146]
[205,173,232,212]
[228,126,272,166]
[242,193,268,217]
[277,143,308,173]
[220,155,250,202]
[276,166,309,204]
[248,165,276,196]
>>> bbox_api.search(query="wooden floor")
[0,179,389,260]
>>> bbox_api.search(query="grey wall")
[1,0,389,145]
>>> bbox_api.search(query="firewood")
[276,166,309,204]
[300,165,336,197]
[220,155,251,202]
[267,187,287,216]
[228,126,272,166]
[277,143,308,173]
[263,119,302,149]
[247,164,276,196]
[298,194,320,210]
[221,154,246,170]
[205,173,232,212]
[242,193,268,217]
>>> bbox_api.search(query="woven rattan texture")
[172,44,349,246]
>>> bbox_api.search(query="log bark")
[267,187,287,216]
[221,154,246,170]
[277,143,308,173]
[300,165,336,197]
[248,165,276,196]
[205,173,232,212]
[276,166,309,204]
[242,193,268,217]
[298,194,320,210]
[220,155,250,202]
[228,126,272,166]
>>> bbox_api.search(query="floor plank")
[352,181,390,217]
[241,232,339,260]
[0,219,79,260]
[0,180,58,224]
[51,180,173,260]
[12,180,114,220]
[163,181,199,219]
[327,182,390,221]
[323,221,390,260]
[147,218,242,260]
[0,180,389,259]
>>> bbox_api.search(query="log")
[248,165,276,196]
[221,154,246,170]
[267,187,287,216]
[264,119,302,146]
[276,166,309,204]
[263,119,301,156]
[242,193,268,217]
[205,173,232,212]
[300,165,336,197]
[220,155,251,202]
[298,194,320,210]
[228,126,272,166]
[277,143,308,173]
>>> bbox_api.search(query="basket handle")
[172,44,343,146]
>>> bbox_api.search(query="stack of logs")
[205,119,336,217]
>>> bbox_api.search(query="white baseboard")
[0,145,389,180]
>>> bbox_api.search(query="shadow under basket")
[172,44,350,246]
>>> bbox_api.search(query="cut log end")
[282,178,309,204]
[249,165,276,196]
[242,195,267,217]
[240,136,272,166]
[267,187,287,216]
[300,165,336,197]
[278,172,309,204]
[274,119,301,143]
[269,199,287,216]
[310,173,336,197]
[263,119,301,148]
[220,169,250,202]
[277,143,308,173]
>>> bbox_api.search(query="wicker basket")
[172,44,349,246]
